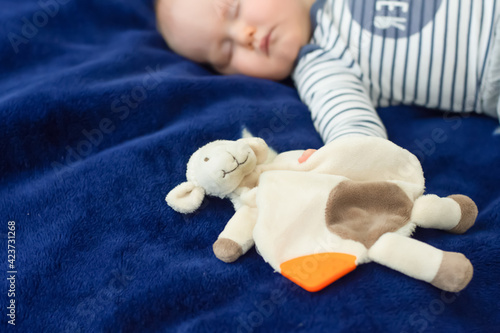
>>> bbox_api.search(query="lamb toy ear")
[237,137,269,164]
[165,181,205,214]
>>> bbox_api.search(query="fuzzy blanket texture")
[1,0,499,332]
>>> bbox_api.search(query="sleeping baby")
[155,0,500,143]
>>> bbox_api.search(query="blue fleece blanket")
[1,0,499,332]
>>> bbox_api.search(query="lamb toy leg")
[368,233,473,292]
[411,194,478,233]
[213,205,258,263]
[368,194,477,292]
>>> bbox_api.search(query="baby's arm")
[293,49,387,143]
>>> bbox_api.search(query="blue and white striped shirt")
[293,0,500,143]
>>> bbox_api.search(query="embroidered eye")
[204,157,209,162]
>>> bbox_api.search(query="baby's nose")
[239,26,256,49]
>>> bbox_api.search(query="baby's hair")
[153,0,225,75]
[154,0,203,62]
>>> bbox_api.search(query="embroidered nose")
[221,153,249,178]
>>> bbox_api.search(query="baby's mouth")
[260,28,273,56]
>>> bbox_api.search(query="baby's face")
[157,0,314,80]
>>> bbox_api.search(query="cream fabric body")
[251,137,425,272]
[254,171,392,272]
[253,170,446,282]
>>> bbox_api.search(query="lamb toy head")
[166,137,269,214]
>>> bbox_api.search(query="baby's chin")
[259,67,293,81]
[216,62,294,81]
[242,57,296,81]
[213,51,297,81]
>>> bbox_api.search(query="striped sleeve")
[293,49,387,143]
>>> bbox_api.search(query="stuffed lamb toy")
[166,136,477,292]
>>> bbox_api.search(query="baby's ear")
[238,137,268,164]
[165,181,205,214]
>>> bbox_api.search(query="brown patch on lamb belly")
[325,180,413,248]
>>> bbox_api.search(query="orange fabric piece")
[298,149,317,163]
[280,253,357,292]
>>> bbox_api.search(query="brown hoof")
[431,252,473,292]
[448,195,478,234]
[213,238,243,263]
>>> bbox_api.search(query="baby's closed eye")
[220,40,233,66]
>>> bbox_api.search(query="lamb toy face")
[166,136,478,293]
[166,137,268,214]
